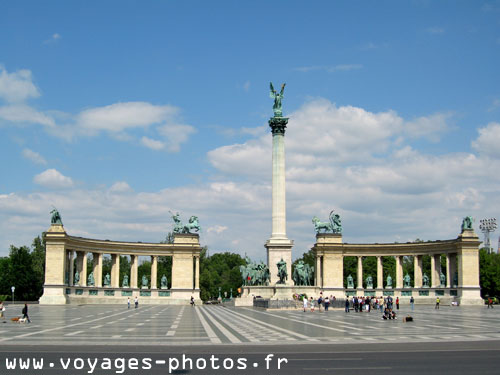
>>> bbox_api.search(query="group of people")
[344,296,408,313]
[127,297,139,309]
[0,301,31,323]
[302,294,335,312]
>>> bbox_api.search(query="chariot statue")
[239,258,270,286]
[170,211,201,234]
[312,210,342,234]
[461,216,474,232]
[50,207,63,225]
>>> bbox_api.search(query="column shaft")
[357,256,363,289]
[396,256,403,289]
[315,255,321,287]
[431,254,440,287]
[446,253,451,288]
[93,252,103,287]
[271,133,287,239]
[151,256,158,289]
[414,255,422,288]
[111,254,120,288]
[195,256,200,289]
[81,252,87,287]
[376,256,383,289]
[131,255,138,288]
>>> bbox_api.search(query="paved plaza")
[1,303,499,346]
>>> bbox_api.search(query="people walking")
[345,298,350,313]
[303,296,308,312]
[22,304,31,323]
[435,297,440,309]
[134,296,139,309]
[396,297,400,310]
[190,296,195,307]
[410,296,414,311]
[127,297,130,309]
[324,296,330,311]
[310,297,315,312]
[0,301,5,321]
[487,297,493,308]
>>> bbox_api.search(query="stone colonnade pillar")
[376,256,383,289]
[194,256,200,289]
[431,254,440,287]
[446,253,451,288]
[396,256,403,289]
[111,254,120,288]
[76,251,87,286]
[131,255,138,289]
[315,255,321,287]
[356,256,363,289]
[414,255,422,288]
[151,256,158,289]
[93,252,103,287]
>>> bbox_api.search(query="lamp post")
[230,288,233,299]
[218,287,221,299]
[11,286,15,304]
[480,218,497,254]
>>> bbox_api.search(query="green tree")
[479,249,500,298]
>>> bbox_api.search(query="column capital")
[269,117,289,135]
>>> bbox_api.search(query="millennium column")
[265,82,294,285]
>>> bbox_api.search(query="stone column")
[414,255,422,288]
[93,252,103,287]
[151,255,158,289]
[446,253,451,288]
[265,116,293,285]
[194,256,200,289]
[396,256,403,289]
[357,256,363,289]
[81,252,87,287]
[431,254,440,287]
[111,254,120,288]
[376,256,383,289]
[315,255,321,287]
[68,250,74,286]
[131,255,138,288]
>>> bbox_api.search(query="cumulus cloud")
[109,181,133,193]
[22,148,47,165]
[141,136,165,150]
[33,169,74,189]
[0,104,55,127]
[157,123,197,152]
[0,66,40,103]
[471,122,500,158]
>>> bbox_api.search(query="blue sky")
[1,0,500,258]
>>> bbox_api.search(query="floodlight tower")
[479,218,497,254]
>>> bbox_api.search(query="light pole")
[11,286,15,304]
[480,218,497,254]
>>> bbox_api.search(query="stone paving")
[0,303,499,346]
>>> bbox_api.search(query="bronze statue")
[270,82,286,117]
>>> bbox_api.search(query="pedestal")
[266,239,294,286]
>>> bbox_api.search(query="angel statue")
[270,82,286,117]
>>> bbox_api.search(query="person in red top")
[396,297,400,310]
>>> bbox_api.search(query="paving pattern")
[0,303,499,346]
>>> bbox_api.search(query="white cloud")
[43,33,61,44]
[141,136,165,150]
[77,102,176,133]
[109,181,133,193]
[33,169,74,189]
[471,122,500,158]
[0,66,40,103]
[404,112,452,142]
[22,148,47,165]
[0,104,55,127]
[207,225,228,234]
[157,123,197,152]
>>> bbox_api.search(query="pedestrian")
[379,297,384,312]
[21,304,31,323]
[324,296,330,311]
[310,297,315,312]
[345,298,350,313]
[127,297,130,309]
[303,296,308,312]
[410,296,414,311]
[487,297,493,308]
[0,301,5,321]
[134,296,139,309]
[317,295,323,312]
[396,297,400,310]
[190,296,195,307]
[435,297,440,309]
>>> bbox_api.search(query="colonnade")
[39,223,202,305]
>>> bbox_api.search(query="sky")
[1,0,500,259]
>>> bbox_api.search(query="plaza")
[1,304,499,346]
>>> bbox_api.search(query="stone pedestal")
[266,239,294,286]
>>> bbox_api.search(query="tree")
[479,249,500,298]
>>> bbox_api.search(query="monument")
[265,82,294,285]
